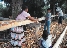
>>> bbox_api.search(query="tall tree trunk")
[12,0,23,19]
[53,5,55,15]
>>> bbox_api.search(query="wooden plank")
[0,16,57,31]
[0,20,34,31]
[53,26,67,48]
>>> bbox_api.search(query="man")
[44,8,51,34]
[58,10,63,26]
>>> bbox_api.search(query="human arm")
[23,12,38,22]
[27,16,38,21]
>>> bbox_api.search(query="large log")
[0,20,34,31]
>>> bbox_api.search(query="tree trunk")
[53,5,55,15]
[12,0,23,19]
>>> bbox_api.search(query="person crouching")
[40,30,52,48]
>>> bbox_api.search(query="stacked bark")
[0,21,67,48]
[59,31,67,48]
[52,22,66,46]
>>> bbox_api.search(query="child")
[40,30,52,48]
[44,8,51,34]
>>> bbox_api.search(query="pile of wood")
[52,22,67,46]
[0,21,67,48]
[59,31,67,48]
[0,23,43,48]
[22,23,43,48]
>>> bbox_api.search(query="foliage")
[0,3,10,18]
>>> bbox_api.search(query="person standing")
[44,8,51,34]
[11,5,38,48]
[58,10,63,26]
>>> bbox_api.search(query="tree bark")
[12,0,23,19]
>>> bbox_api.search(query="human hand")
[45,18,48,20]
[34,19,39,23]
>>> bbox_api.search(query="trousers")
[44,21,51,34]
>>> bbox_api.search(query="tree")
[12,0,23,19]
[50,0,67,14]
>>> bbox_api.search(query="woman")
[11,5,38,48]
